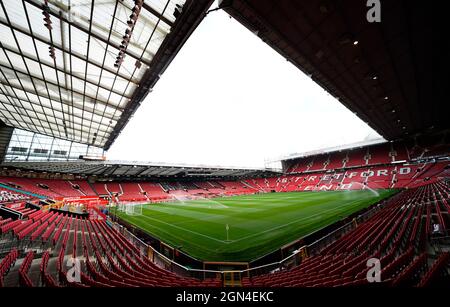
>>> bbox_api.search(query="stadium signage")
[303,184,353,191]
[300,166,414,191]
[303,166,413,182]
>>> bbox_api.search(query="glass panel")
[4,128,104,162]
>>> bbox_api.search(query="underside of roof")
[0,0,213,149]
[0,160,277,179]
[221,0,442,140]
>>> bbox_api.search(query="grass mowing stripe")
[116,189,397,261]
[122,215,227,253]
[138,214,228,243]
[231,198,364,243]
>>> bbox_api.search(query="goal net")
[118,203,143,216]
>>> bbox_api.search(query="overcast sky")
[107,5,382,169]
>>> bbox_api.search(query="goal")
[118,203,143,216]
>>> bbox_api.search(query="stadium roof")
[1,160,278,178]
[0,0,213,149]
[221,0,440,140]
[278,137,386,161]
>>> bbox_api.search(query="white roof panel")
[0,0,185,147]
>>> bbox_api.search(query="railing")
[114,224,223,280]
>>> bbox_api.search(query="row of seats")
[119,183,147,202]
[18,251,34,287]
[286,142,408,173]
[0,177,62,198]
[417,252,450,287]
[105,160,441,196]
[0,189,30,203]
[286,137,449,173]
[0,211,58,238]
[1,160,447,202]
[1,203,38,219]
[0,178,98,199]
[1,178,448,287]
[230,162,448,193]
[242,180,450,287]
[0,208,222,287]
[0,249,19,287]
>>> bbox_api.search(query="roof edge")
[104,0,215,150]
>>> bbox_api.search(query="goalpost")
[128,203,143,216]
[117,202,143,216]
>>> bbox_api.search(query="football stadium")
[0,0,448,292]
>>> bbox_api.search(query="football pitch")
[115,190,397,262]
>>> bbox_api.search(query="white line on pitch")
[139,214,230,244]
[231,199,364,243]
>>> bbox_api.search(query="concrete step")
[28,258,43,286]
[3,257,22,287]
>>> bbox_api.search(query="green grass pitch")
[115,190,397,262]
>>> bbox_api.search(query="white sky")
[107,7,382,169]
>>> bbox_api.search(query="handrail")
[117,225,225,273]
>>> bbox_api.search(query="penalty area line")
[138,214,232,244]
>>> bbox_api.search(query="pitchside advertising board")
[59,195,108,205]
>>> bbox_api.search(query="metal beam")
[142,2,175,27]
[0,19,138,85]
[23,0,151,66]
[0,44,132,99]
[0,94,113,134]
[0,63,124,109]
